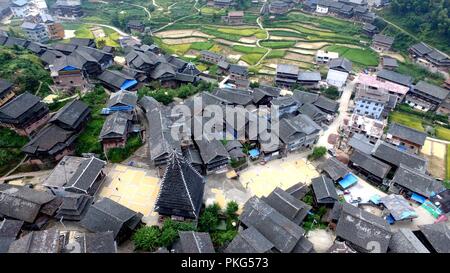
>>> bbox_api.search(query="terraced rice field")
[152,10,377,78]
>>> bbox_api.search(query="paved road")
[317,79,355,149]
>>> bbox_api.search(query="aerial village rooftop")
[0,0,449,256]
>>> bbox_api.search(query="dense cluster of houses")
[303,0,376,23]
[0,151,146,253]
[137,82,340,175]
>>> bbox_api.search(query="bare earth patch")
[214,38,255,47]
[295,41,329,49]
[269,36,300,41]
[420,138,446,179]
[64,30,76,39]
[289,48,317,55]
[284,52,315,63]
[162,37,206,44]
[238,36,257,44]
[155,29,212,38]
[306,229,335,253]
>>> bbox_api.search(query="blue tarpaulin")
[249,149,260,159]
[386,214,395,225]
[62,65,78,71]
[411,193,426,204]
[370,194,382,205]
[120,79,138,90]
[338,173,358,189]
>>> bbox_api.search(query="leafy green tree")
[198,203,221,232]
[132,226,161,251]
[225,201,239,219]
[308,146,327,161]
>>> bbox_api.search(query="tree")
[308,146,327,160]
[198,203,221,232]
[225,201,239,219]
[321,86,340,100]
[132,226,161,251]
[141,35,154,45]
[96,39,106,49]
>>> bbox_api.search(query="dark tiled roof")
[194,130,230,165]
[155,151,205,219]
[69,38,95,47]
[228,64,248,76]
[64,156,106,194]
[311,175,338,204]
[213,88,253,105]
[278,114,321,144]
[22,124,78,156]
[298,103,327,123]
[0,184,55,223]
[350,149,391,178]
[225,226,274,253]
[138,96,161,113]
[263,187,311,225]
[150,62,176,80]
[239,196,305,253]
[413,80,449,100]
[382,57,398,67]
[0,79,13,96]
[372,141,427,172]
[8,229,61,253]
[292,90,319,105]
[100,111,131,139]
[328,57,352,73]
[60,231,117,253]
[0,219,23,238]
[390,164,444,198]
[348,133,374,155]
[98,69,136,90]
[410,42,433,56]
[373,34,394,45]
[285,182,309,199]
[291,237,315,253]
[276,64,299,75]
[298,71,321,82]
[377,69,412,87]
[387,123,427,146]
[320,157,350,181]
[49,99,90,129]
[388,228,429,253]
[0,92,41,119]
[336,203,392,253]
[418,223,450,253]
[177,231,215,253]
[107,90,138,108]
[313,96,339,113]
[79,197,142,239]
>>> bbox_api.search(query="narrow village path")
[255,16,271,66]
[152,0,163,11]
[153,0,201,33]
[1,155,28,179]
[380,17,419,41]
[317,79,355,149]
[131,4,152,20]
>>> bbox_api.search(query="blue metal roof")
[120,79,138,90]
[338,173,358,189]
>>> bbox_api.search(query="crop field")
[389,111,425,132]
[53,3,383,80]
